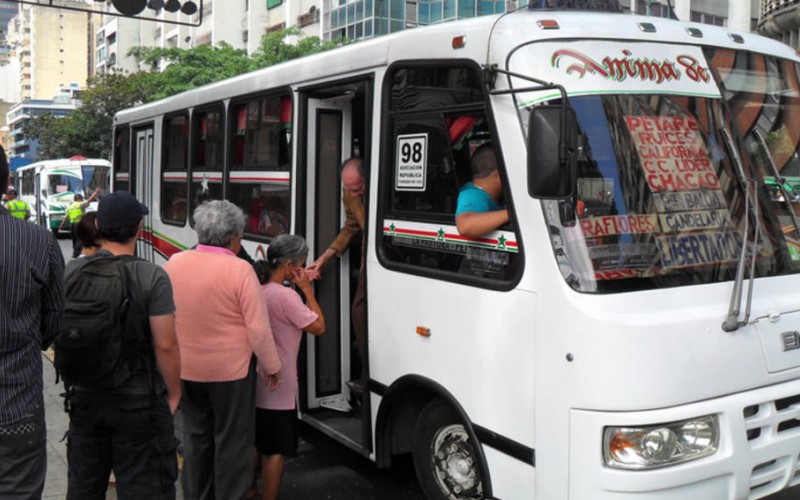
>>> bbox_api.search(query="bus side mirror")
[527,105,577,199]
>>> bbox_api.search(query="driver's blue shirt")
[455,182,502,216]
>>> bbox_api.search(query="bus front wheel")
[412,399,484,500]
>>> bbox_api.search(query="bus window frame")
[112,125,132,194]
[188,101,227,228]
[160,110,191,228]
[226,88,294,243]
[375,59,524,292]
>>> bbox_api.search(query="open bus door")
[133,125,155,262]
[301,80,371,454]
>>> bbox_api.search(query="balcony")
[759,0,800,39]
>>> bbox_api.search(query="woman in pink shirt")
[253,235,325,500]
[163,200,281,500]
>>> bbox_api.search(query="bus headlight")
[603,415,718,470]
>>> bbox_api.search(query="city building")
[95,15,143,75]
[626,0,758,32]
[7,1,91,100]
[321,0,512,41]
[759,0,800,48]
[0,0,16,42]
[5,85,81,162]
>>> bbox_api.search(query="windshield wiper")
[721,128,761,332]
[753,129,800,239]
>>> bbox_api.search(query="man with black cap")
[64,191,182,500]
[0,145,65,498]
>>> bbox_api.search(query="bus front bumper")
[570,377,800,499]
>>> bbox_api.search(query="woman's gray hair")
[267,234,309,266]
[193,200,245,247]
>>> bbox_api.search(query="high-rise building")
[624,0,759,32]
[321,0,513,41]
[6,90,80,160]
[94,0,314,75]
[0,1,17,42]
[759,0,800,48]
[8,2,90,101]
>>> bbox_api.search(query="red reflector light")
[537,20,560,30]
[452,35,466,49]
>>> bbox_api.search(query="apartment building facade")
[7,1,90,101]
[759,0,800,48]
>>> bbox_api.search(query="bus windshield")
[512,44,800,293]
[46,164,110,197]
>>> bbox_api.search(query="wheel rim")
[430,423,482,499]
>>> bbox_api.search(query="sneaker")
[346,379,367,393]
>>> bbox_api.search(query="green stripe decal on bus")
[383,220,518,253]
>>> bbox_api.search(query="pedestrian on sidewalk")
[59,188,100,258]
[64,192,182,500]
[64,212,101,275]
[0,144,66,499]
[252,235,325,500]
[164,200,282,500]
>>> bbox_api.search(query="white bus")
[113,5,800,499]
[15,156,112,232]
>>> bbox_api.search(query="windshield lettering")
[512,43,800,292]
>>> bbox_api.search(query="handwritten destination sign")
[658,209,732,232]
[652,190,726,212]
[579,214,658,238]
[656,231,741,270]
[625,115,721,193]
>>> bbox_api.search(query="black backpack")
[54,253,150,389]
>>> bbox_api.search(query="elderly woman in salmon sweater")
[164,199,281,500]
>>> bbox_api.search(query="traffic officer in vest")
[3,188,30,221]
[59,188,100,258]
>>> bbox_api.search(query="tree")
[23,72,149,159]
[22,113,72,159]
[24,29,351,160]
[129,42,253,102]
[250,27,347,69]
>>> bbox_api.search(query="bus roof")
[16,158,112,171]
[115,9,798,125]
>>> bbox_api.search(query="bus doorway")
[133,125,155,262]
[300,79,372,454]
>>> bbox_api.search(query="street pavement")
[41,354,70,499]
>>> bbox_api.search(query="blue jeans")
[66,392,178,500]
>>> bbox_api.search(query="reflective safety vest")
[6,199,29,220]
[66,202,84,223]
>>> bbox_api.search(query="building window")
[689,10,726,27]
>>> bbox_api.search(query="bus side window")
[161,113,189,226]
[189,106,225,218]
[379,64,521,285]
[227,94,292,240]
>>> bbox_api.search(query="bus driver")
[455,143,509,238]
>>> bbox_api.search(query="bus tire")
[412,399,484,500]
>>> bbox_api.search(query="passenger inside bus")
[307,157,367,393]
[455,143,509,237]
